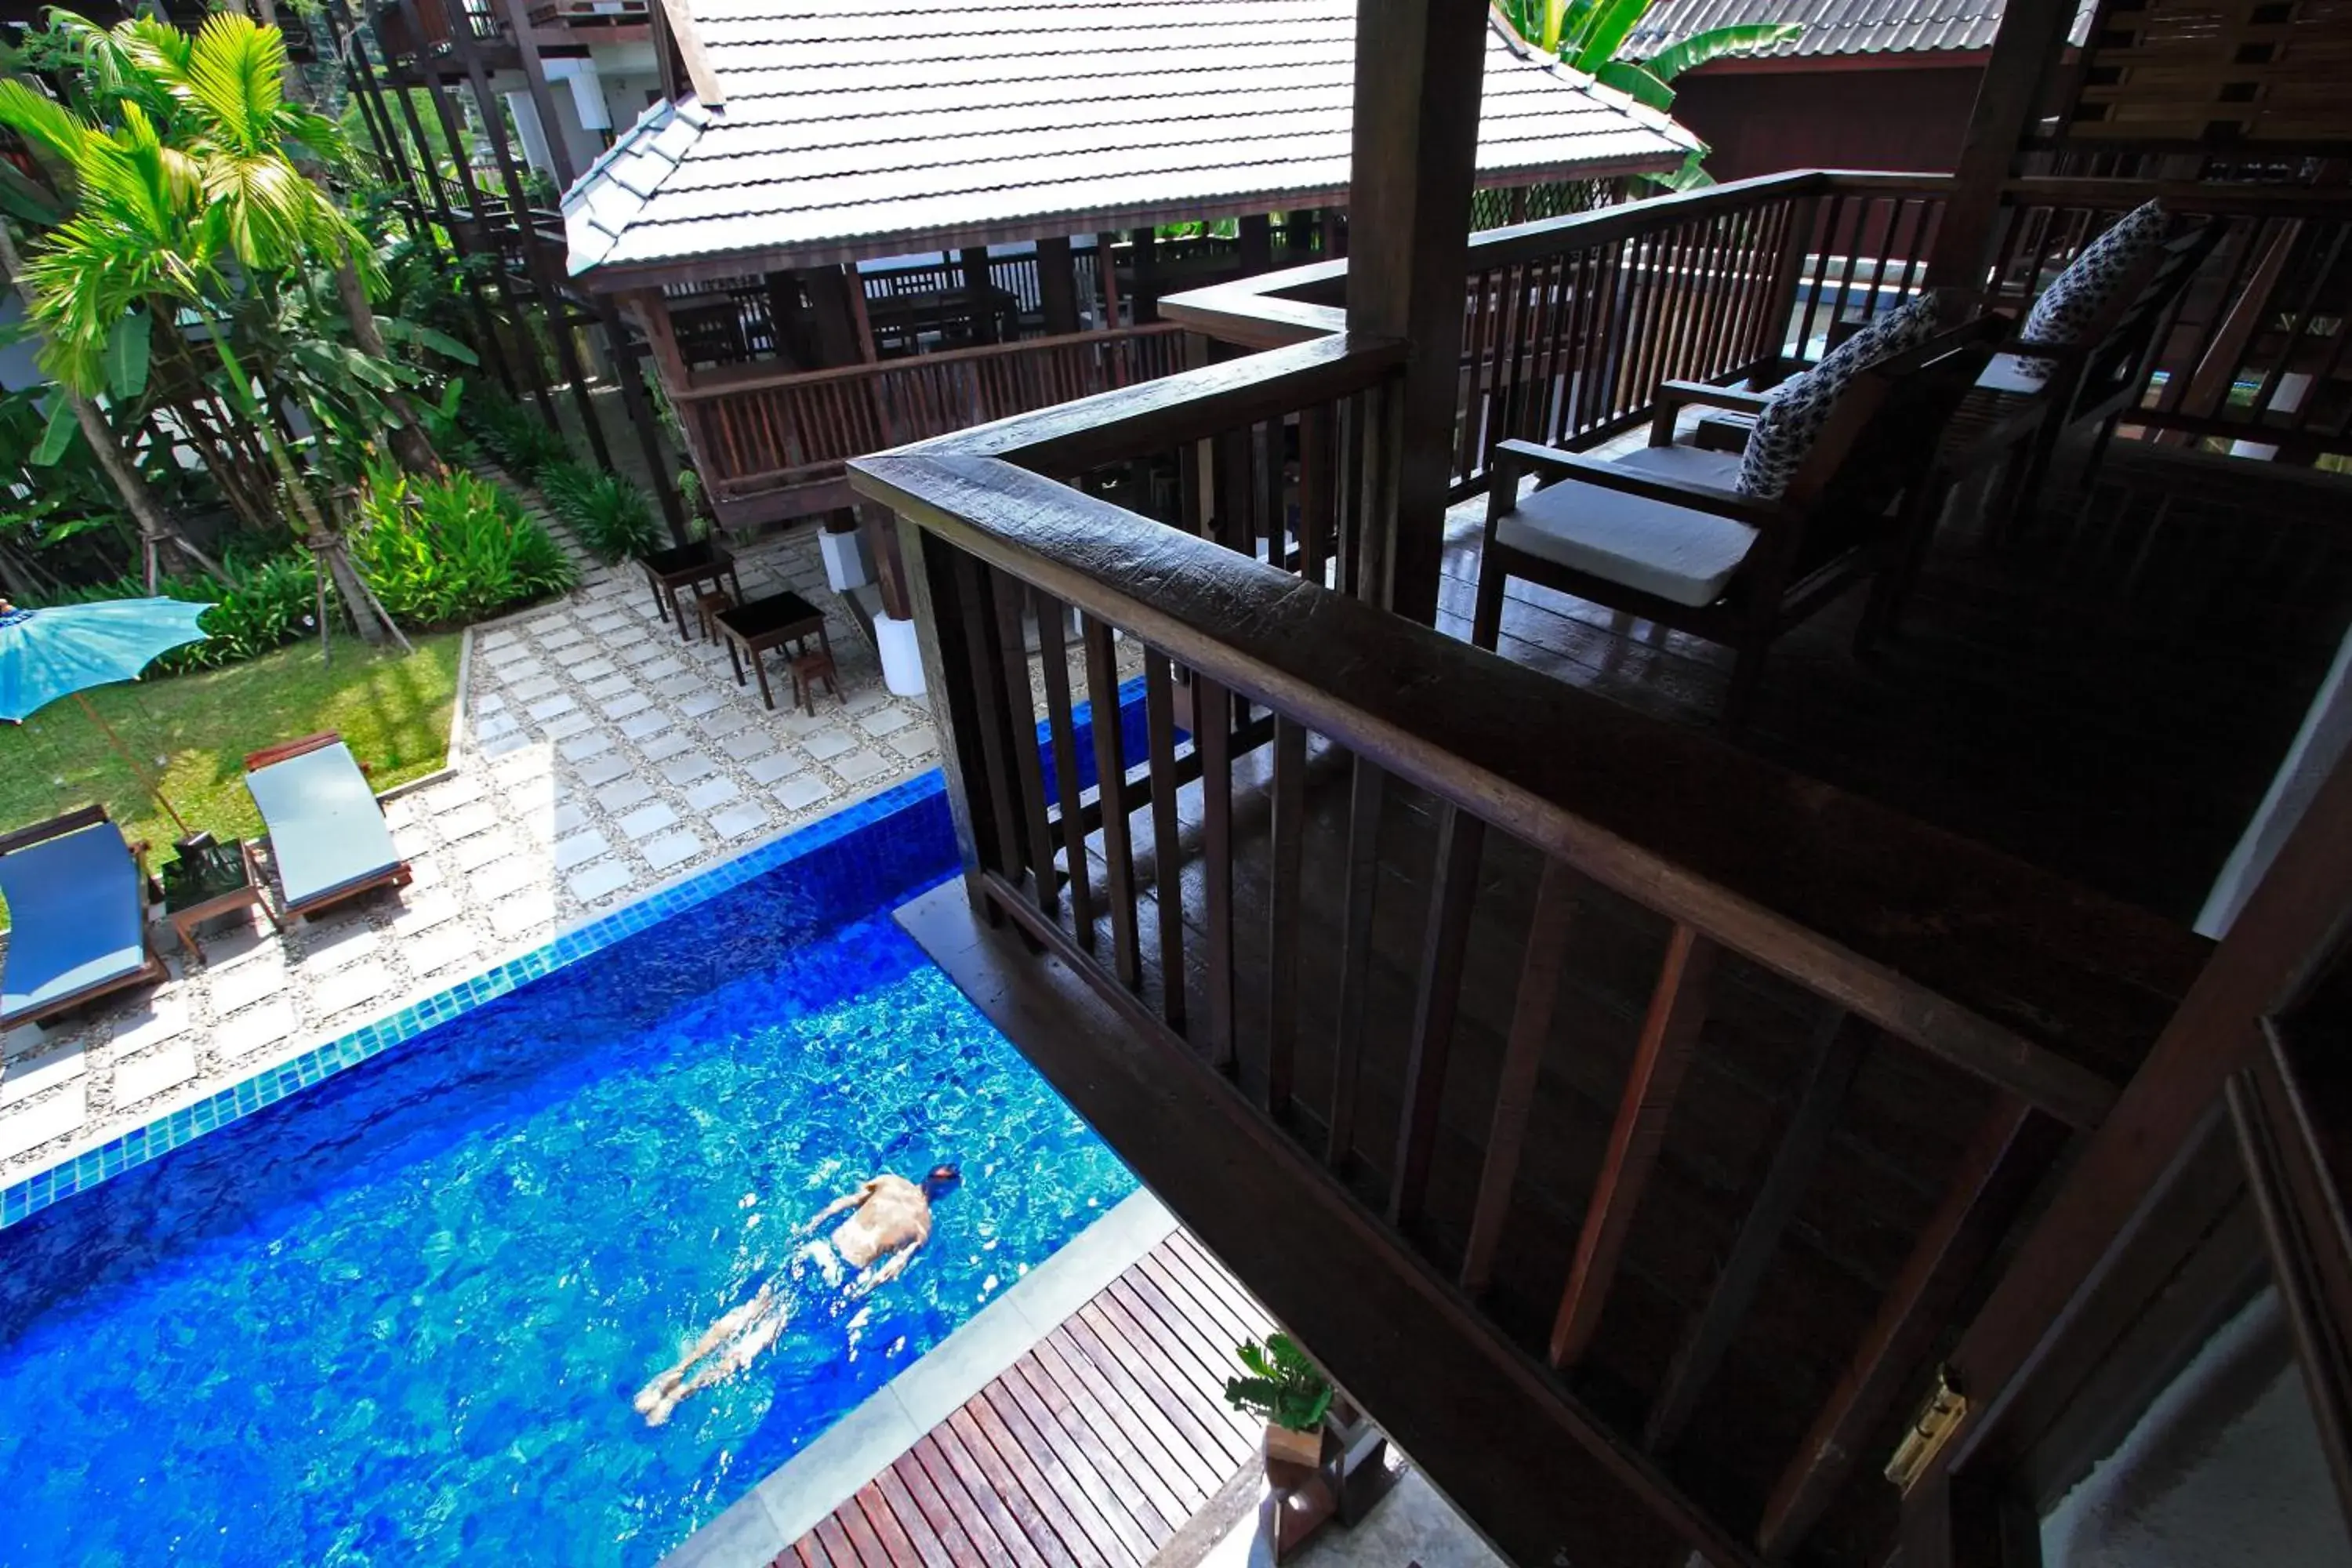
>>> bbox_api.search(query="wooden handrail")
[2002,176,2352,217]
[897,332,1405,473]
[670,323,1185,402]
[855,448,2205,1127]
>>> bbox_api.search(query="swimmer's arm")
[851,1237,924,1298]
[797,1179,877,1234]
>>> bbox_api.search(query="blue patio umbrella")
[0,597,215,834]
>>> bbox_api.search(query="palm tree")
[0,57,407,648]
[1500,0,1802,113]
[97,13,445,477]
[0,90,219,589]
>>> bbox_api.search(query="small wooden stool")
[695,587,735,643]
[788,648,838,717]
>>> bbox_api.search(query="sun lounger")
[243,731,412,920]
[0,806,167,1029]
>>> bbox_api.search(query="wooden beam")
[1926,0,2082,289]
[1344,0,1491,622]
[1461,857,1582,1298]
[654,0,725,105]
[1239,213,1273,273]
[1038,236,1083,336]
[1551,924,1721,1369]
[1643,1007,1871,1454]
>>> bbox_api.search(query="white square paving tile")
[641,829,703,871]
[209,959,291,1015]
[802,728,855,760]
[220,997,299,1055]
[113,1040,199,1106]
[720,731,777,763]
[618,710,672,741]
[469,856,543,905]
[526,695,578,722]
[109,996,189,1054]
[573,752,634,788]
[0,1081,86,1162]
[596,777,658,813]
[832,750,890,783]
[542,711,596,742]
[602,692,653,720]
[0,1041,86,1109]
[554,830,612,871]
[408,923,483,976]
[710,801,770,840]
[452,827,524,873]
[506,676,561,703]
[617,802,681,840]
[435,800,502,844]
[639,730,695,763]
[313,962,394,1018]
[748,751,806,785]
[567,860,633,904]
[660,750,719,786]
[775,777,831,811]
[683,776,741,811]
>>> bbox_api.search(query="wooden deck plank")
[777,1234,1272,1568]
[1009,1351,1192,1537]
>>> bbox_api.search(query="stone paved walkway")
[0,509,940,1187]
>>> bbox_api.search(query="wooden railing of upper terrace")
[837,169,2340,1568]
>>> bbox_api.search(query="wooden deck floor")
[771,1230,1275,1568]
[1437,445,2352,923]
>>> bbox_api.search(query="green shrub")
[568,475,661,564]
[533,458,603,519]
[473,393,572,480]
[353,464,579,626]
[45,552,321,671]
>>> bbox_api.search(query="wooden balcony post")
[1926,0,2082,292]
[1342,0,1489,622]
[1038,236,1083,336]
[961,246,1000,344]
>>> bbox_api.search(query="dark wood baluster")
[990,575,1059,920]
[1142,650,1187,1032]
[1082,616,1143,990]
[1756,1096,2056,1558]
[1795,192,1842,357]
[951,551,1025,895]
[1298,404,1335,590]
[1391,804,1486,1230]
[1550,923,1722,1370]
[1196,672,1236,1072]
[1355,380,1396,605]
[1642,1007,1873,1454]
[1214,426,1254,559]
[1461,856,1582,1298]
[1265,716,1308,1120]
[1328,754,1385,1171]
[1033,591,1095,947]
[1258,416,1287,571]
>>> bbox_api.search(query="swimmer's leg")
[635,1284,776,1416]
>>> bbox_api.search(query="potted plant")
[1223,1334,1334,1470]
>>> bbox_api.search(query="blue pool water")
[0,783,1137,1567]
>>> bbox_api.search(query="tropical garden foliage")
[0,8,659,663]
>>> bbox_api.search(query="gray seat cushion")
[1976,352,2050,396]
[246,742,404,910]
[1495,446,1755,609]
[0,820,148,1022]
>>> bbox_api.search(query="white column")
[504,91,554,180]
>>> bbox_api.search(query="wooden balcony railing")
[849,307,2215,1567]
[672,324,1187,528]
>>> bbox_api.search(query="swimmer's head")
[922,1163,962,1199]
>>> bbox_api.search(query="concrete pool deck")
[0,497,938,1189]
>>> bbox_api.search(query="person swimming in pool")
[633,1164,962,1427]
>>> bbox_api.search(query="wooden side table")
[641,540,744,643]
[715,590,833,712]
[164,840,283,964]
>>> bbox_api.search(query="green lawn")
[2,633,463,928]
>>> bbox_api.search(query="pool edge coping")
[0,768,949,1230]
[658,1187,1181,1568]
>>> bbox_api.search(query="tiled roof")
[1624,0,2094,61]
[564,0,1700,277]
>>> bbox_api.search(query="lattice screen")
[2067,0,2352,145]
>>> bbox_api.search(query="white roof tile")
[564,1,1698,275]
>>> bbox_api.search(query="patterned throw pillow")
[1737,294,1941,500]
[2016,200,2169,379]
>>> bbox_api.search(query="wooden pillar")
[595,294,691,543]
[1131,227,1160,323]
[844,264,878,362]
[1323,209,1348,259]
[1094,233,1123,328]
[1037,235,1083,336]
[1239,212,1273,273]
[1926,0,2083,292]
[960,245,999,343]
[1343,0,1489,623]
[802,267,865,367]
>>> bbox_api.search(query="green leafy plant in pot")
[1223,1334,1334,1469]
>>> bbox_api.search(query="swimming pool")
[0,775,1138,1567]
